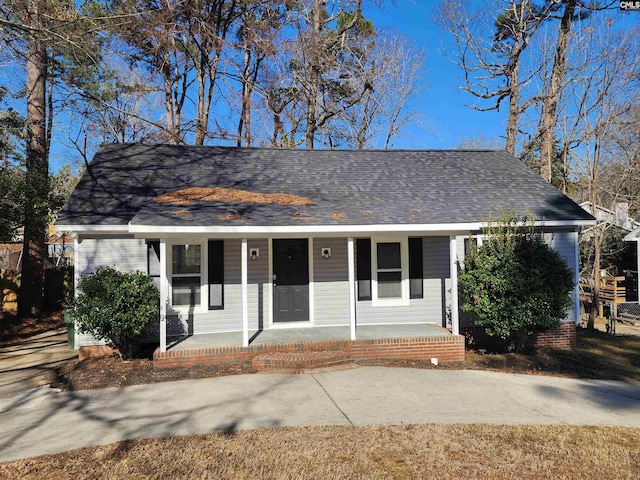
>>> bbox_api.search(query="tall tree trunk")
[539,0,576,182]
[505,56,520,155]
[271,109,284,147]
[195,64,207,145]
[237,39,252,147]
[19,0,48,317]
[305,0,323,150]
[305,64,319,149]
[162,72,177,144]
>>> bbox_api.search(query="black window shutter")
[146,241,161,290]
[356,239,372,301]
[208,240,224,310]
[409,237,423,299]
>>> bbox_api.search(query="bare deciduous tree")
[331,33,425,149]
[565,22,640,328]
[437,0,553,154]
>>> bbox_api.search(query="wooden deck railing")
[579,275,626,317]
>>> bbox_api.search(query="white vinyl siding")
[75,228,580,347]
[166,238,269,336]
[76,236,147,275]
[355,236,452,326]
[76,236,148,347]
[545,229,579,323]
[313,238,350,327]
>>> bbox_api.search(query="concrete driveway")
[0,329,77,399]
[1,367,639,463]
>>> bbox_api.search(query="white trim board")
[56,224,129,233]
[127,220,594,236]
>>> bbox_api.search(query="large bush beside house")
[459,214,574,352]
[71,267,159,360]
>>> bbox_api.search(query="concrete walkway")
[1,367,639,463]
[0,329,77,399]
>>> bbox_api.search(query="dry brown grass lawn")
[2,424,639,479]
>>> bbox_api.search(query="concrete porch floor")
[168,323,451,351]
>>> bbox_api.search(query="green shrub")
[71,267,159,360]
[459,212,574,352]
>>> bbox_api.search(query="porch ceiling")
[168,324,450,351]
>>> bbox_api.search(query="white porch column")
[348,237,356,340]
[72,234,80,350]
[450,235,460,336]
[241,238,249,346]
[159,239,168,352]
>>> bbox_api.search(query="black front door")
[273,239,309,322]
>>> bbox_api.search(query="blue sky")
[46,1,638,172]
[48,1,505,172]
[367,1,506,150]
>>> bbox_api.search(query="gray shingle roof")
[57,143,594,228]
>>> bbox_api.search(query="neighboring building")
[624,227,640,302]
[0,244,22,270]
[579,201,638,285]
[47,232,75,267]
[57,144,594,358]
[579,201,639,232]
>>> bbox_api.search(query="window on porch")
[376,242,402,298]
[171,244,201,306]
[356,237,423,306]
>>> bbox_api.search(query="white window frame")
[463,234,485,258]
[371,236,409,306]
[168,240,208,312]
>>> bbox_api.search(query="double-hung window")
[375,241,403,299]
[171,244,202,306]
[357,237,423,305]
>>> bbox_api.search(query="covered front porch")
[151,234,464,354]
[169,323,449,349]
[153,323,466,369]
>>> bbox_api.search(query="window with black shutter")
[409,237,423,299]
[356,238,372,301]
[208,240,224,310]
[146,241,161,290]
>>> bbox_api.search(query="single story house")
[57,144,594,364]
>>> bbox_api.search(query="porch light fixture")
[321,247,332,259]
[250,248,259,260]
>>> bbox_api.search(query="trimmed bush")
[459,213,574,352]
[71,267,159,360]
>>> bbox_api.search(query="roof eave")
[127,219,594,236]
[624,226,640,242]
[55,224,130,235]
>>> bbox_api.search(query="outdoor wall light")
[321,247,332,259]
[250,248,259,260]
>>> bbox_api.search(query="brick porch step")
[252,351,356,374]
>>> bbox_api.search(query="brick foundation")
[153,335,465,369]
[526,323,576,350]
[462,322,576,351]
